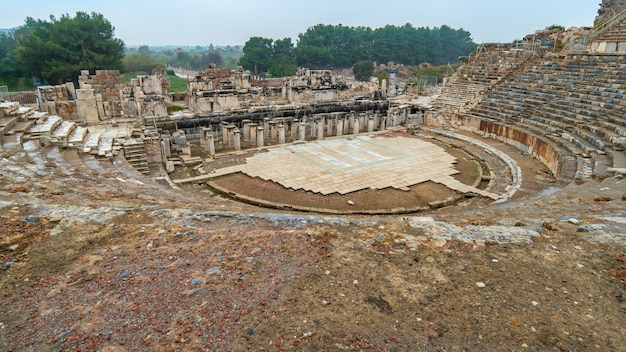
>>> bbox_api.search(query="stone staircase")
[1,100,152,175]
[433,51,530,119]
[123,138,150,175]
[589,8,626,53]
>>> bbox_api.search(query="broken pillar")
[353,118,360,135]
[269,120,277,142]
[201,127,212,152]
[256,126,264,148]
[368,116,375,132]
[288,118,297,140]
[242,119,251,141]
[233,130,241,150]
[326,115,333,135]
[278,124,286,144]
[336,118,344,137]
[316,117,324,140]
[221,121,229,144]
[249,123,258,146]
[162,137,172,158]
[263,118,270,139]
[208,134,215,156]
[359,113,366,130]
[298,121,307,141]
[226,125,237,146]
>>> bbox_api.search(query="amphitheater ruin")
[1,2,625,351]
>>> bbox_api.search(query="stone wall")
[595,0,626,26]
[37,69,170,121]
[471,119,564,180]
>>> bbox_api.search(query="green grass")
[122,72,187,93]
[167,74,188,93]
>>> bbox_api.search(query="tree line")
[0,12,476,89]
[239,23,476,77]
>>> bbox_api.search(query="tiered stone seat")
[51,121,76,144]
[28,115,62,138]
[462,53,626,180]
[433,52,530,117]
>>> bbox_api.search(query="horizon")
[1,1,600,47]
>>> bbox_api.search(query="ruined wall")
[595,0,626,25]
[476,120,563,179]
[37,69,170,120]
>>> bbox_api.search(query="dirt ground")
[1,130,625,352]
[192,132,519,213]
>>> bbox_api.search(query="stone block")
[76,89,96,101]
[78,105,100,123]
[605,42,617,54]
[96,101,106,119]
[65,82,76,100]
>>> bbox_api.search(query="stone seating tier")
[458,53,626,178]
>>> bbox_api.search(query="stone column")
[353,118,360,135]
[201,127,212,152]
[316,117,324,140]
[162,137,172,158]
[160,140,169,163]
[278,124,286,144]
[270,121,278,142]
[221,121,229,144]
[368,116,375,132]
[263,118,270,139]
[298,121,306,141]
[326,115,333,135]
[242,119,251,141]
[233,130,241,150]
[336,118,344,137]
[256,127,264,147]
[226,125,237,146]
[289,118,298,141]
[359,113,366,130]
[249,123,258,146]
[208,134,215,156]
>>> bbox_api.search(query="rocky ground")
[1,133,625,351]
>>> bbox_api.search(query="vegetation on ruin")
[352,60,375,81]
[167,74,188,93]
[15,12,125,85]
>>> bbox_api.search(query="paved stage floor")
[203,136,498,199]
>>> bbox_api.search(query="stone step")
[98,136,114,157]
[83,131,101,153]
[29,115,62,137]
[68,126,88,146]
[0,116,19,135]
[51,121,76,142]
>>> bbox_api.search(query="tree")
[16,12,125,84]
[352,60,375,81]
[200,50,223,68]
[238,37,273,75]
[269,38,297,77]
[0,30,25,88]
[137,45,150,55]
[123,53,164,73]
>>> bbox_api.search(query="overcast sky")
[2,0,600,46]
